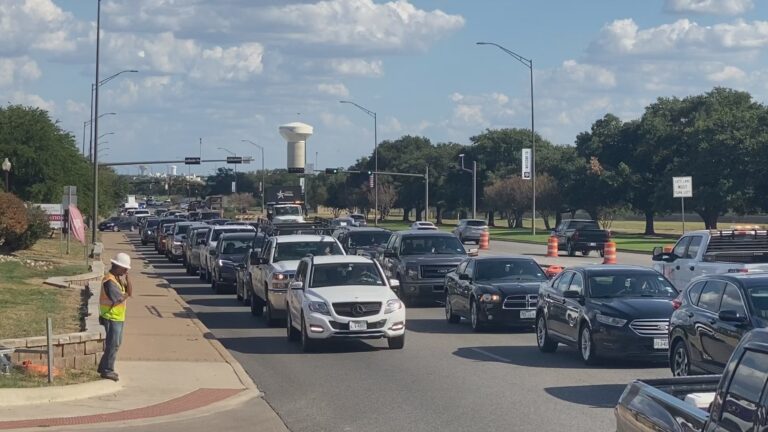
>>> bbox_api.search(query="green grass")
[0,365,100,388]
[0,261,88,340]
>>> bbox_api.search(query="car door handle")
[689,266,695,271]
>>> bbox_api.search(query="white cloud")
[453,104,486,127]
[327,58,383,77]
[707,64,747,81]
[0,0,82,56]
[664,0,753,16]
[317,82,350,97]
[0,57,41,87]
[65,99,87,115]
[5,91,56,112]
[557,60,617,89]
[320,112,353,129]
[450,92,464,102]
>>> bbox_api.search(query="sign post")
[673,177,693,233]
[62,186,77,254]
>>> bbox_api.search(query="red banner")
[68,205,86,244]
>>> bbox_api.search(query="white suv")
[286,255,406,352]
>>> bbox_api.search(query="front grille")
[502,294,538,310]
[329,319,387,330]
[630,319,670,337]
[332,302,382,318]
[420,265,456,279]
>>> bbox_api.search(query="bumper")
[305,310,406,340]
[573,242,605,251]
[170,246,184,257]
[399,280,445,301]
[267,290,287,313]
[216,267,238,284]
[592,326,669,360]
[460,231,484,241]
[478,305,536,327]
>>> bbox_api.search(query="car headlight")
[595,313,627,327]
[308,301,331,316]
[271,272,292,289]
[384,299,403,314]
[405,264,419,279]
[479,293,502,303]
[217,259,233,267]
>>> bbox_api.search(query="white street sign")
[522,148,531,180]
[673,176,693,198]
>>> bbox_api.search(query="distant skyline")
[2,0,768,175]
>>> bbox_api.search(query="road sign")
[226,156,243,164]
[184,157,201,165]
[673,176,693,198]
[288,167,305,174]
[522,148,532,179]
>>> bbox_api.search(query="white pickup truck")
[652,228,768,289]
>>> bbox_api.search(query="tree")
[0,192,28,250]
[535,174,561,230]
[484,177,531,228]
[227,193,256,213]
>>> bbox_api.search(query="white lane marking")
[470,347,512,363]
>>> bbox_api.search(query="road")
[127,235,667,432]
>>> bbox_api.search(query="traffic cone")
[603,241,617,264]
[545,265,563,278]
[479,230,490,250]
[546,236,558,257]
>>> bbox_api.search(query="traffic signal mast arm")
[324,168,425,178]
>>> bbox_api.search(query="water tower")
[279,122,313,173]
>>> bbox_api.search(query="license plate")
[349,321,367,331]
[520,310,536,319]
[654,338,669,350]
[589,242,597,247]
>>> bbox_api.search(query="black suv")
[536,265,678,365]
[669,273,768,376]
[332,226,392,259]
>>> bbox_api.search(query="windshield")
[219,238,252,255]
[588,273,678,298]
[273,241,343,262]
[571,221,601,230]
[475,260,547,282]
[212,228,253,241]
[310,262,384,288]
[747,287,768,320]
[349,232,392,248]
[146,219,159,227]
[466,220,486,227]
[400,236,465,256]
[275,206,301,216]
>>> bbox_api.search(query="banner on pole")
[522,148,532,180]
[68,205,86,244]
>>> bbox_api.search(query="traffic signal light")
[325,168,339,174]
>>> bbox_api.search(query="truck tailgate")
[576,229,609,242]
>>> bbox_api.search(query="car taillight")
[672,294,683,310]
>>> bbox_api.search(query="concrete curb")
[0,379,122,407]
[43,261,104,289]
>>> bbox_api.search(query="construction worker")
[97,252,132,381]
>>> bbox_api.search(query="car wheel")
[388,334,405,349]
[205,267,212,283]
[445,293,460,324]
[536,314,558,353]
[581,250,590,256]
[112,226,118,232]
[300,315,316,353]
[286,309,300,341]
[579,324,598,365]
[250,293,264,317]
[470,300,483,332]
[265,293,278,327]
[567,241,576,257]
[236,283,244,302]
[671,340,691,377]
[599,249,605,258]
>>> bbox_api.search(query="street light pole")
[88,70,136,161]
[340,100,378,226]
[91,0,102,248]
[477,41,537,235]
[459,154,477,219]
[241,140,265,212]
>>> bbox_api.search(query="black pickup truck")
[554,219,611,257]
[615,328,768,432]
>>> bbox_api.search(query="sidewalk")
[0,233,287,431]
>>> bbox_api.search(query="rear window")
[146,219,159,227]
[466,220,486,227]
[273,241,344,262]
[570,221,601,230]
[219,237,253,255]
[212,228,254,242]
[175,225,191,235]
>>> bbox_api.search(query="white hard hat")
[110,252,132,270]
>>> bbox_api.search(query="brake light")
[672,295,683,310]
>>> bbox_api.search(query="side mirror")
[458,273,471,281]
[563,290,582,299]
[467,248,479,257]
[289,281,304,290]
[383,250,396,258]
[718,310,748,324]
[652,246,663,257]
[389,278,400,287]
[249,251,260,265]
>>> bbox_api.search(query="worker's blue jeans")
[98,318,124,374]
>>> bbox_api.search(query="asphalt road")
[127,236,668,432]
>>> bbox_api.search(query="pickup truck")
[247,234,345,326]
[553,219,610,257]
[652,228,768,290]
[615,328,768,432]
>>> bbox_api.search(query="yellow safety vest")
[99,273,127,322]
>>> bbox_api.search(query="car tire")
[470,299,483,332]
[236,285,244,302]
[265,292,279,327]
[536,314,558,353]
[579,324,598,365]
[212,277,220,293]
[581,250,590,256]
[300,316,316,353]
[205,267,212,283]
[599,249,605,258]
[112,226,118,232]
[388,334,405,349]
[671,340,691,377]
[250,293,264,317]
[286,310,300,342]
[445,293,460,324]
[567,241,576,257]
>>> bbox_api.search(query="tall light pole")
[91,0,102,248]
[477,41,537,235]
[88,70,136,161]
[458,154,477,219]
[340,100,378,226]
[218,147,237,193]
[242,139,266,212]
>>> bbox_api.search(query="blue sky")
[2,0,767,175]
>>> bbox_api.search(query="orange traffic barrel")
[546,236,558,257]
[545,265,563,278]
[479,230,490,250]
[603,241,617,264]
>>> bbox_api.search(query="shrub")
[5,206,51,251]
[0,193,29,251]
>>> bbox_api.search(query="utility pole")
[91,0,101,248]
[425,164,429,222]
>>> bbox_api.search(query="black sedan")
[669,273,768,376]
[536,265,678,365]
[445,256,548,331]
[98,216,130,232]
[211,232,256,294]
